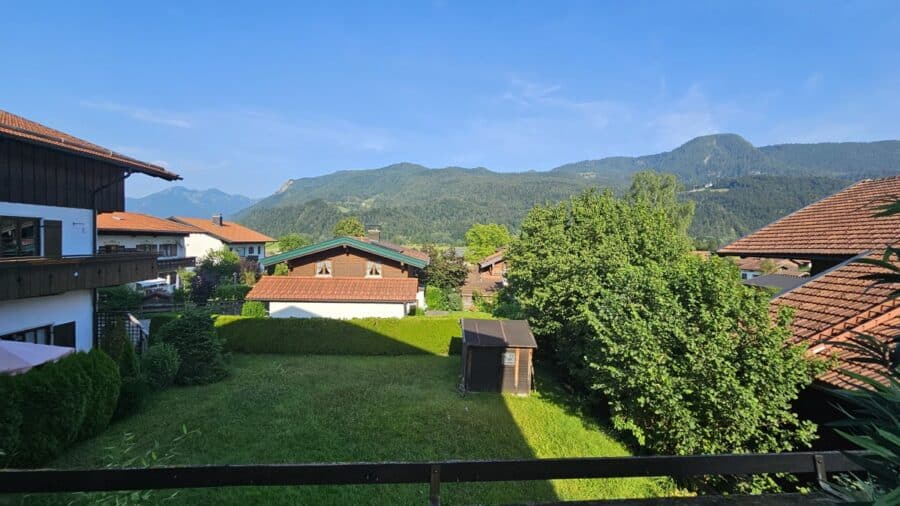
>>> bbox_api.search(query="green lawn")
[30,355,666,505]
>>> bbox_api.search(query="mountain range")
[129,134,900,247]
[126,187,257,219]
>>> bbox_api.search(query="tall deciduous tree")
[505,189,820,461]
[464,223,511,262]
[332,216,366,238]
[422,245,468,290]
[627,170,695,233]
[271,233,310,254]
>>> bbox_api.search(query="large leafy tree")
[627,170,695,233]
[422,245,468,290]
[271,233,310,254]
[505,189,820,457]
[464,223,511,262]
[332,216,365,238]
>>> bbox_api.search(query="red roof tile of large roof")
[246,276,419,303]
[0,109,180,181]
[97,212,199,235]
[171,217,274,244]
[719,176,900,258]
[771,252,899,388]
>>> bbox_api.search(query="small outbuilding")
[460,319,537,395]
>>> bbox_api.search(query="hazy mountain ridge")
[125,187,257,218]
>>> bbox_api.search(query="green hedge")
[149,312,181,338]
[3,350,121,467]
[215,315,488,356]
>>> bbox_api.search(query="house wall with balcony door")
[1,201,94,257]
[229,242,266,260]
[98,233,192,289]
[184,232,225,260]
[0,289,94,350]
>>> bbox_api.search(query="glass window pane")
[19,219,37,256]
[0,217,17,257]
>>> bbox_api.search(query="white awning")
[0,341,75,375]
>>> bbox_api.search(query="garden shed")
[460,319,537,395]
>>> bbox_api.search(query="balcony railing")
[0,451,865,504]
[0,252,158,300]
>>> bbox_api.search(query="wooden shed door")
[468,348,502,392]
[43,220,62,257]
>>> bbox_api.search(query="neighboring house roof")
[718,176,900,258]
[357,237,430,263]
[478,249,506,269]
[734,257,809,277]
[0,109,181,181]
[261,236,430,269]
[246,276,419,303]
[461,267,505,297]
[743,274,810,296]
[771,252,899,388]
[170,217,274,244]
[97,212,199,235]
[461,319,538,348]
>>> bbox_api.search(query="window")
[315,260,333,277]
[1,216,40,257]
[1,325,52,345]
[158,243,178,257]
[366,261,382,278]
[248,246,255,255]
[98,244,125,254]
[136,243,158,254]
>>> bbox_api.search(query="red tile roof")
[98,212,199,235]
[719,176,900,258]
[171,216,274,244]
[0,109,180,181]
[772,252,899,388]
[246,276,419,303]
[357,237,430,262]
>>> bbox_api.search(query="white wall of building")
[183,232,224,259]
[0,202,93,255]
[98,234,188,258]
[269,301,411,319]
[228,243,266,259]
[0,290,94,350]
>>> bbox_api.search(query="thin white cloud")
[80,100,193,128]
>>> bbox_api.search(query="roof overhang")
[261,237,429,269]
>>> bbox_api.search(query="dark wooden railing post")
[429,463,441,506]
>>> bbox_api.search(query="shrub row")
[215,315,478,356]
[0,350,120,467]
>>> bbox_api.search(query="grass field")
[27,354,666,505]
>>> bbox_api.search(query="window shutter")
[44,220,62,257]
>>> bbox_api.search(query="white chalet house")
[0,109,180,360]
[169,215,273,262]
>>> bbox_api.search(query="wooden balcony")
[0,252,159,301]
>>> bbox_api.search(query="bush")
[16,354,90,466]
[99,318,139,378]
[157,311,228,385]
[142,344,181,390]
[241,300,267,318]
[98,285,143,311]
[77,350,121,439]
[213,283,252,302]
[215,315,487,356]
[426,286,462,311]
[0,375,21,465]
[273,263,290,276]
[115,375,149,418]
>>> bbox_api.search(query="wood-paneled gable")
[0,136,126,212]
[287,246,415,278]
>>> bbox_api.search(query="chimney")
[212,214,223,226]
[366,226,381,242]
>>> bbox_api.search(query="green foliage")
[141,344,181,390]
[157,311,228,385]
[422,245,468,290]
[0,374,21,465]
[332,216,365,237]
[98,285,143,312]
[425,285,462,311]
[215,315,487,356]
[505,189,820,464]
[149,313,180,340]
[464,223,511,262]
[273,263,290,276]
[271,233,310,254]
[200,246,241,281]
[115,375,149,419]
[471,291,493,313]
[240,300,267,318]
[99,319,140,379]
[213,283,252,301]
[626,170,695,233]
[240,270,258,286]
[78,350,121,439]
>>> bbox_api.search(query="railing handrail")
[0,451,864,499]
[0,252,157,266]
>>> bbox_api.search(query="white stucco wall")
[183,233,224,259]
[98,234,188,258]
[0,202,94,255]
[269,301,410,319]
[0,290,94,350]
[228,243,266,259]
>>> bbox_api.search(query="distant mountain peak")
[126,187,258,218]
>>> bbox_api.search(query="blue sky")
[2,1,899,197]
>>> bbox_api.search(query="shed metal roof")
[461,319,538,348]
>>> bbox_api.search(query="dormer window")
[366,261,382,278]
[316,260,333,277]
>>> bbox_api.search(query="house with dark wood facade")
[0,109,180,358]
[461,249,507,309]
[250,236,429,318]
